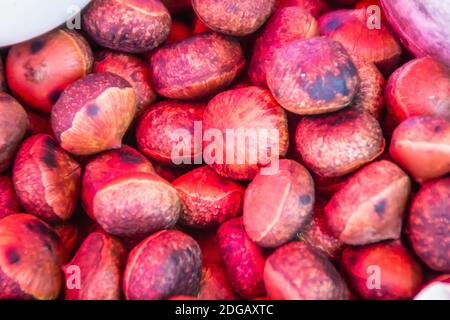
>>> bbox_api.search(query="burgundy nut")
[192,0,276,36]
[0,175,21,219]
[173,166,245,229]
[51,72,137,156]
[13,134,81,223]
[267,37,360,115]
[264,241,349,300]
[82,0,171,53]
[150,32,245,100]
[243,159,315,248]
[325,160,411,245]
[123,230,202,300]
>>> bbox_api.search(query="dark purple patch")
[5,247,20,264]
[94,51,107,62]
[374,199,386,215]
[41,138,58,169]
[119,149,145,164]
[306,71,349,102]
[48,89,62,105]
[324,18,342,32]
[25,220,60,243]
[87,104,99,116]
[30,39,46,54]
[299,194,312,205]
[434,125,442,133]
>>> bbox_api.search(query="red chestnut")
[296,108,385,177]
[13,134,81,223]
[123,230,202,300]
[248,6,319,87]
[51,72,137,155]
[0,93,28,173]
[298,197,345,260]
[93,51,157,117]
[64,231,127,300]
[276,0,330,18]
[244,159,315,248]
[0,214,64,300]
[0,175,21,219]
[136,101,205,166]
[203,86,289,181]
[173,166,245,229]
[407,178,450,272]
[150,32,245,100]
[267,37,360,115]
[389,116,450,183]
[192,0,276,36]
[319,9,402,75]
[198,262,236,300]
[353,60,385,119]
[385,57,450,125]
[264,241,349,300]
[325,160,411,245]
[82,146,181,239]
[82,0,171,53]
[341,240,424,300]
[6,29,93,113]
[217,218,266,299]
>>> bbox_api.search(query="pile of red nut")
[0,0,449,300]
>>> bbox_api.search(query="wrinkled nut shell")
[124,230,202,300]
[264,241,349,300]
[341,240,424,300]
[13,134,81,223]
[192,0,276,36]
[408,178,450,272]
[0,93,28,173]
[173,166,245,229]
[136,101,205,165]
[203,86,289,181]
[244,159,315,248]
[296,108,385,177]
[51,72,137,156]
[0,214,64,300]
[64,231,127,300]
[325,160,410,245]
[150,32,245,100]
[267,37,360,115]
[82,0,171,53]
[389,116,450,183]
[6,29,93,113]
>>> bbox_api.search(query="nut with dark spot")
[64,231,127,300]
[192,0,276,36]
[264,241,349,300]
[267,37,360,115]
[51,72,137,156]
[389,116,450,183]
[0,214,64,300]
[150,32,245,100]
[136,101,205,165]
[123,230,202,300]
[248,6,319,87]
[82,0,171,53]
[0,93,28,173]
[173,166,245,229]
[407,178,450,272]
[296,108,385,177]
[6,29,93,113]
[12,134,81,223]
[244,159,315,248]
[341,240,424,300]
[325,160,411,245]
